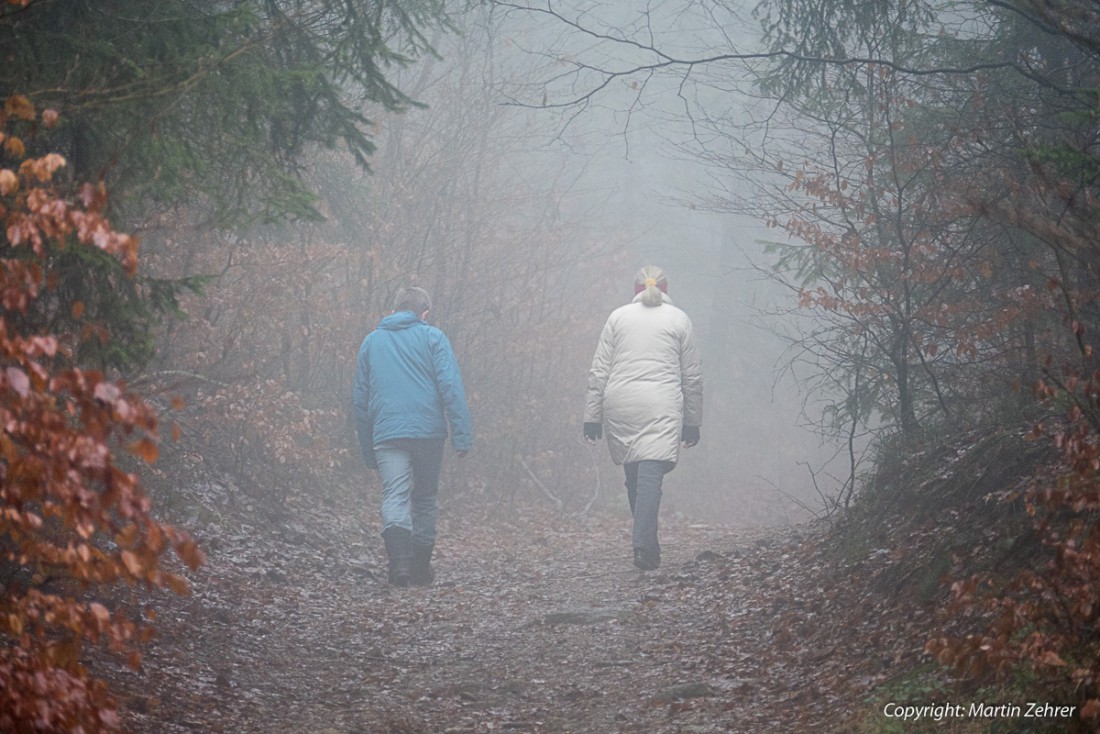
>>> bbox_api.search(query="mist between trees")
[112,4,831,527]
[7,0,1100,727]
[4,0,1090,541]
[481,0,1100,719]
[484,0,1100,508]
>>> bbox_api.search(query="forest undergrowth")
[85,442,1062,734]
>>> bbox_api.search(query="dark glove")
[584,422,603,441]
[682,425,700,447]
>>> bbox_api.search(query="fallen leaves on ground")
[94,487,942,734]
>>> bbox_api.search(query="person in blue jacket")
[354,286,473,586]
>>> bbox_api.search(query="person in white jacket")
[584,266,703,570]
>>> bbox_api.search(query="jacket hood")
[378,311,424,330]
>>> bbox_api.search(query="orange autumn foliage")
[0,97,202,733]
[925,373,1100,727]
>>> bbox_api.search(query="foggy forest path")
[109,507,906,733]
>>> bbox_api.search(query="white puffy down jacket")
[584,292,703,465]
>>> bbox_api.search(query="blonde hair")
[633,266,668,307]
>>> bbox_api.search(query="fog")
[543,138,846,525]
[394,4,851,525]
[14,1,1100,730]
[127,1,853,527]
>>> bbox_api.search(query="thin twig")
[518,455,564,512]
[579,437,603,516]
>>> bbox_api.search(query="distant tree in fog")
[1,0,450,228]
[0,0,451,378]
[498,0,1100,714]
[493,0,1100,439]
[144,7,628,514]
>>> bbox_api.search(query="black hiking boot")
[409,542,435,587]
[382,527,412,587]
[633,546,660,571]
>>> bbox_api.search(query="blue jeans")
[374,438,445,546]
[624,460,675,556]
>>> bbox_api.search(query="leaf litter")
[94,483,942,733]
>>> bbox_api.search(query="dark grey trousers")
[624,460,675,556]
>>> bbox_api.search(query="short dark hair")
[393,286,432,315]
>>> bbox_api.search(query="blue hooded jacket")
[353,311,473,466]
